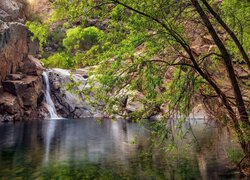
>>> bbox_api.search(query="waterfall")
[42,71,60,119]
[42,71,60,163]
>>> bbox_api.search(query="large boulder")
[0,0,20,21]
[0,75,43,121]
[0,92,20,115]
[22,55,44,76]
[47,68,103,118]
[46,68,147,119]
[0,22,29,82]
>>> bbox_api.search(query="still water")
[0,118,241,179]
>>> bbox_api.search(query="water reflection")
[44,120,57,163]
[0,118,241,179]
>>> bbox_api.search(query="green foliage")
[43,0,197,121]
[63,26,104,51]
[227,148,244,164]
[221,0,250,62]
[26,21,49,47]
[42,52,74,68]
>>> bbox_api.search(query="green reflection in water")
[0,147,201,179]
[0,119,241,179]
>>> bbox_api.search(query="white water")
[42,71,60,119]
[42,71,60,163]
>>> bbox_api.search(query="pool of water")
[0,118,241,179]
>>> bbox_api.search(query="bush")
[63,26,104,51]
[42,52,74,68]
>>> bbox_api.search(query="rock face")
[0,0,45,122]
[47,68,147,119]
[47,68,103,118]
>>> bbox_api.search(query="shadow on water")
[0,118,242,179]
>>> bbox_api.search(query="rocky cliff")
[0,0,45,121]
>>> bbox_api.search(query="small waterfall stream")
[42,71,60,163]
[42,71,60,119]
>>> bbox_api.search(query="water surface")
[0,118,241,179]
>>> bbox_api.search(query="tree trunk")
[114,0,250,168]
[200,0,250,70]
[191,0,250,155]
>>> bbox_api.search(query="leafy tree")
[26,21,49,47]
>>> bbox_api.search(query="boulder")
[20,76,43,107]
[0,22,29,83]
[0,92,20,115]
[0,0,20,21]
[47,68,103,118]
[0,9,12,21]
[2,80,27,96]
[1,75,43,117]
[6,73,25,80]
[22,55,44,76]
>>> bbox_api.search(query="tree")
[35,0,250,173]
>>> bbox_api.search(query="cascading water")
[42,71,60,119]
[42,71,60,162]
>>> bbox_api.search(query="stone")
[20,76,43,107]
[22,55,45,76]
[0,85,3,94]
[6,73,25,80]
[1,75,43,119]
[0,22,29,83]
[2,80,27,96]
[22,88,38,107]
[47,68,103,118]
[0,0,20,21]
[0,92,20,115]
[0,20,10,49]
[0,9,11,22]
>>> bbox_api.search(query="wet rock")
[0,20,10,49]
[0,75,43,121]
[47,68,103,118]
[47,68,148,119]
